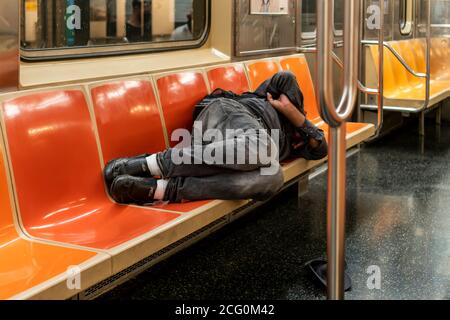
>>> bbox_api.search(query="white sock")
[146,154,162,177]
[154,179,169,201]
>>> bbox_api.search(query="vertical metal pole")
[327,125,347,300]
[419,111,425,136]
[436,105,442,126]
[420,0,432,137]
[0,1,19,93]
[377,0,385,135]
[317,0,361,301]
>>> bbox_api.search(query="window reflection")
[432,0,450,25]
[126,0,151,42]
[301,0,316,37]
[21,0,207,53]
[301,0,344,40]
[171,8,193,40]
[334,0,344,34]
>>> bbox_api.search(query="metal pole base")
[306,259,352,293]
[419,112,425,137]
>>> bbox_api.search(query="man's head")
[132,0,151,14]
[132,0,140,10]
[186,10,193,33]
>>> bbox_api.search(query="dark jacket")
[193,72,328,161]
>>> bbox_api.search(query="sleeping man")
[103,71,328,205]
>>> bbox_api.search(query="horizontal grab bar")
[362,40,427,79]
[331,52,380,96]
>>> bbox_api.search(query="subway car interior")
[0,0,449,302]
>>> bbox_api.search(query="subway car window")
[333,0,344,36]
[235,0,296,56]
[432,0,450,24]
[20,0,209,60]
[429,0,450,37]
[300,0,343,40]
[301,0,316,39]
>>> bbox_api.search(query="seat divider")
[149,75,171,149]
[201,69,212,94]
[82,84,108,170]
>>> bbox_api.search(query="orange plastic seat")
[370,46,397,99]
[392,41,422,86]
[2,90,179,250]
[370,40,450,106]
[430,38,450,81]
[392,41,450,96]
[0,57,377,299]
[0,135,104,299]
[317,122,373,137]
[404,38,450,81]
[156,71,209,147]
[246,60,281,91]
[91,80,167,163]
[207,65,250,94]
[90,79,210,213]
[279,56,322,124]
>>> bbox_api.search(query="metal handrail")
[424,0,432,114]
[303,49,381,96]
[358,0,384,140]
[317,0,361,128]
[373,0,385,139]
[332,52,381,95]
[316,0,361,300]
[362,40,427,78]
[362,0,431,116]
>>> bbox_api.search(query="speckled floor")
[101,119,450,300]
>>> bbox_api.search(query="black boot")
[104,154,151,190]
[109,175,158,205]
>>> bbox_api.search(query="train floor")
[101,119,450,300]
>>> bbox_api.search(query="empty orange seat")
[392,41,450,95]
[279,56,322,124]
[207,64,250,94]
[430,38,450,81]
[2,90,179,250]
[90,79,210,213]
[246,60,281,91]
[317,122,373,137]
[91,80,167,163]
[156,71,209,147]
[401,38,450,81]
[0,134,106,299]
[369,39,450,108]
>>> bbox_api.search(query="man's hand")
[268,93,320,150]
[267,93,305,127]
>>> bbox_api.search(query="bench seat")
[0,54,375,299]
[0,131,110,300]
[366,38,450,111]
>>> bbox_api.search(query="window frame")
[20,0,211,61]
